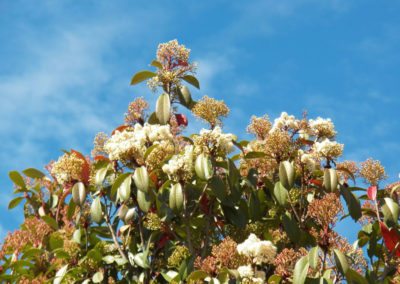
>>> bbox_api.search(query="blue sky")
[0,0,399,242]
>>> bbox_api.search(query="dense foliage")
[1,40,400,284]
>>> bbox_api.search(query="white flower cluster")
[313,138,344,159]
[270,112,300,133]
[237,234,277,265]
[104,123,173,162]
[237,265,266,283]
[162,145,194,181]
[194,126,236,155]
[298,149,317,171]
[309,117,336,138]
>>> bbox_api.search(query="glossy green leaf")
[150,60,163,68]
[8,197,24,210]
[308,246,319,269]
[137,190,151,213]
[42,215,59,230]
[9,171,25,188]
[130,70,156,85]
[169,183,183,213]
[340,187,362,221]
[22,168,45,179]
[293,255,309,284]
[92,271,104,283]
[333,249,349,275]
[274,182,288,206]
[383,197,399,222]
[181,75,200,89]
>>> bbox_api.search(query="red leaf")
[94,155,109,162]
[157,234,170,249]
[112,125,130,135]
[380,222,400,257]
[175,114,188,127]
[367,185,377,201]
[71,149,90,185]
[309,179,323,187]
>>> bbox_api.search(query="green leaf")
[95,166,108,186]
[111,173,132,201]
[345,268,368,284]
[244,151,267,159]
[181,75,200,89]
[150,60,163,69]
[293,255,309,284]
[383,197,399,222]
[308,246,319,269]
[333,249,349,275]
[22,168,45,179]
[273,182,288,206]
[169,183,183,213]
[187,270,208,281]
[72,229,81,244]
[42,215,59,230]
[9,171,25,188]
[130,70,156,85]
[137,190,152,213]
[268,274,282,284]
[8,197,24,210]
[340,187,362,221]
[50,234,64,250]
[53,264,68,284]
[133,252,149,268]
[92,271,104,283]
[282,213,301,243]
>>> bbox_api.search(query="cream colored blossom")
[237,265,254,279]
[104,123,174,164]
[309,117,336,138]
[194,126,236,156]
[162,145,194,181]
[313,138,343,159]
[51,152,85,184]
[270,112,300,133]
[237,233,277,265]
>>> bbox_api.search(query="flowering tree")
[1,40,400,284]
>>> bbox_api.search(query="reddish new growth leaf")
[175,114,188,127]
[71,149,90,185]
[367,185,377,201]
[93,155,109,162]
[379,222,400,257]
[112,125,130,135]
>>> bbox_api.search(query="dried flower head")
[247,115,272,140]
[274,248,308,279]
[336,160,358,183]
[125,97,149,125]
[195,237,244,276]
[359,158,387,185]
[0,217,53,259]
[192,96,230,127]
[91,132,109,158]
[307,193,343,228]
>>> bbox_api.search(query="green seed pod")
[72,182,86,206]
[118,175,132,202]
[133,166,149,193]
[156,93,171,124]
[169,183,183,212]
[118,204,129,220]
[195,154,213,180]
[124,208,136,223]
[279,161,295,190]
[324,168,338,192]
[90,197,103,224]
